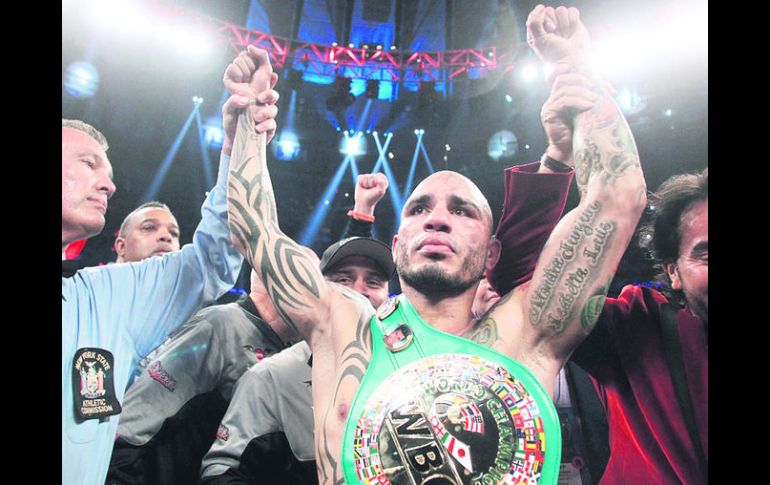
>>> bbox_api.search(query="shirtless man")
[225,5,646,483]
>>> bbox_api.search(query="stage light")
[414,129,419,135]
[520,64,539,82]
[174,28,211,59]
[332,42,338,47]
[276,134,300,161]
[348,43,355,48]
[192,96,203,105]
[505,94,513,103]
[617,86,646,115]
[64,61,100,98]
[388,152,394,159]
[487,130,518,161]
[155,24,173,43]
[363,44,369,50]
[340,133,367,156]
[445,144,451,151]
[324,200,330,205]
[525,144,530,150]
[376,45,382,50]
[390,45,397,50]
[665,109,673,117]
[372,131,378,136]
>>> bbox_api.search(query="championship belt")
[342,295,561,485]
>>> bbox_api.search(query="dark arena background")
[62,0,707,295]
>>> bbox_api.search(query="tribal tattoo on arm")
[227,110,329,339]
[317,291,374,485]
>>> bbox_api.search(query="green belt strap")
[342,294,561,484]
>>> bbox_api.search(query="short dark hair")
[118,201,173,237]
[62,119,109,151]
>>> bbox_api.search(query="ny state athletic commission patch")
[72,347,122,421]
[350,354,548,484]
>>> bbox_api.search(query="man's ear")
[114,237,126,260]
[391,234,399,263]
[485,235,501,273]
[664,262,682,290]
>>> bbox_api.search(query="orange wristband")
[347,210,375,222]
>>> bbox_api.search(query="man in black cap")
[319,236,394,309]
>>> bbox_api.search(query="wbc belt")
[342,295,561,485]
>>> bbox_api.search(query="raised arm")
[344,172,388,238]
[500,6,647,382]
[224,47,334,345]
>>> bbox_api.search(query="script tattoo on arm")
[529,202,616,332]
[526,75,645,344]
[227,110,327,339]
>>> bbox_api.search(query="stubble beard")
[397,248,485,299]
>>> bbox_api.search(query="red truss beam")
[149,0,524,83]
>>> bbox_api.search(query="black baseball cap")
[320,237,396,278]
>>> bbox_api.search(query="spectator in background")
[113,201,180,263]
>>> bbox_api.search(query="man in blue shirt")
[61,49,280,485]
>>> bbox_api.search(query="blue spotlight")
[194,111,215,187]
[340,133,366,156]
[141,105,199,203]
[299,157,353,245]
[371,132,403,216]
[192,96,203,105]
[275,132,301,161]
[64,61,100,98]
